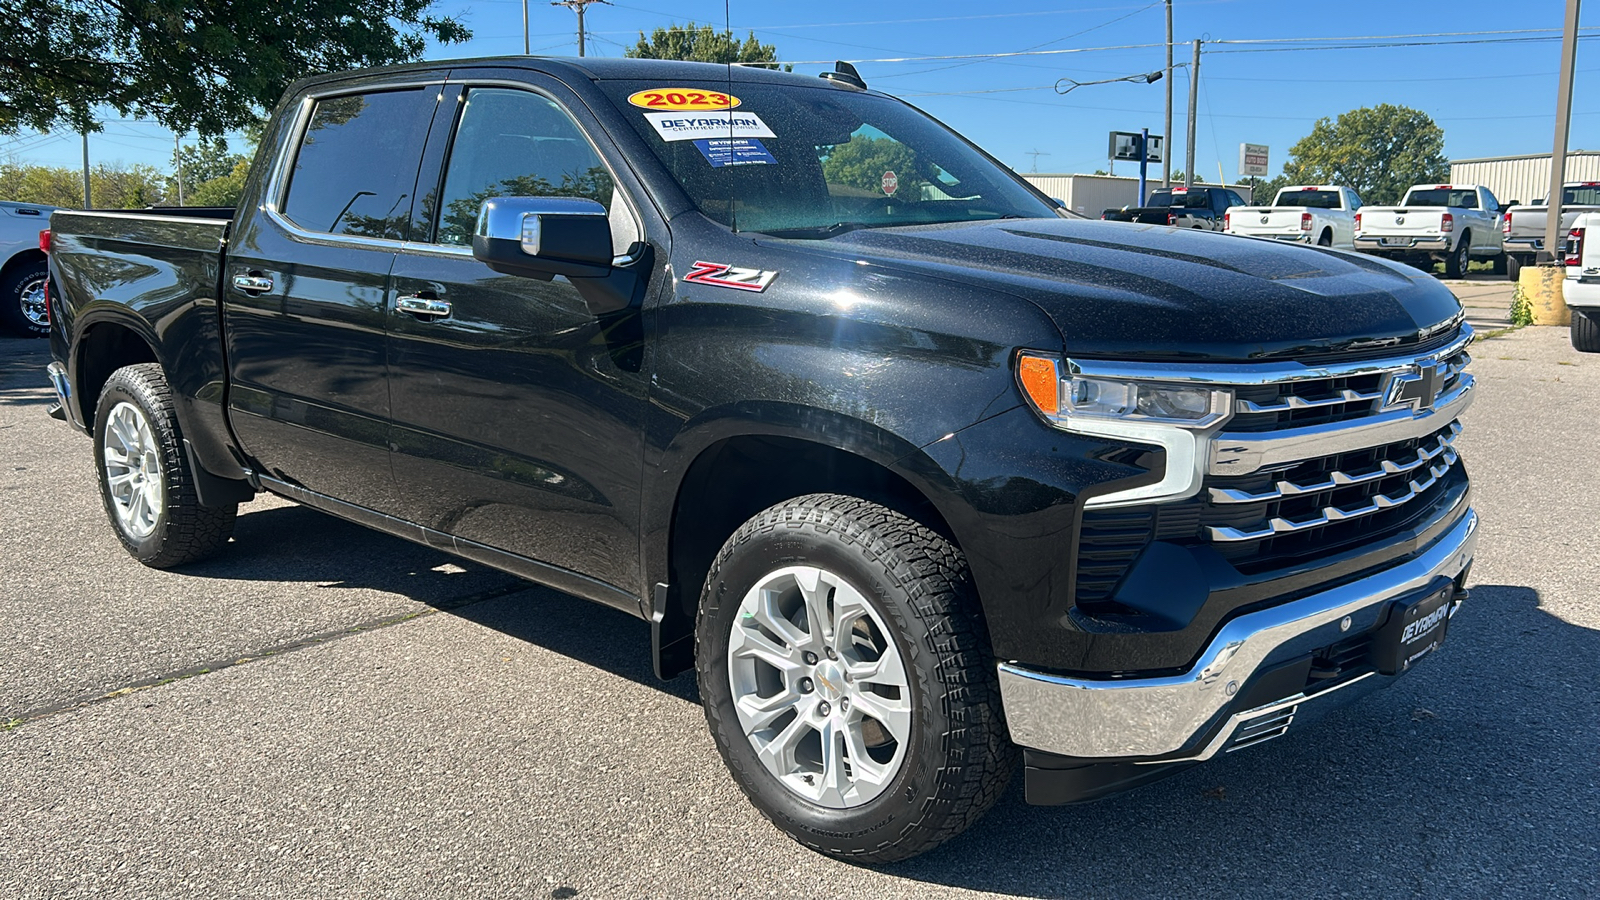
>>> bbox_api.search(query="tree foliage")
[0,161,169,208]
[1,0,470,137]
[169,136,249,204]
[1281,104,1448,206]
[821,137,926,201]
[625,23,785,68]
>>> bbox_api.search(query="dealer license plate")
[1375,583,1454,675]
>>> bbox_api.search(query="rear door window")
[280,89,438,240]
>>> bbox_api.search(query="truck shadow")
[888,583,1599,898]
[0,338,55,406]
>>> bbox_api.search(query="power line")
[740,40,1168,67]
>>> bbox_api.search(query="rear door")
[225,79,443,510]
[384,75,657,599]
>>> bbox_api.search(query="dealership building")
[1449,151,1600,207]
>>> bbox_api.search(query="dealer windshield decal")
[645,110,775,143]
[683,260,778,292]
[693,138,776,167]
[628,88,739,111]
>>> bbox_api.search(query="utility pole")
[1544,0,1582,265]
[523,0,530,53]
[1163,0,1173,188]
[174,134,185,206]
[81,132,91,209]
[551,0,609,57]
[1026,149,1050,173]
[1184,38,1200,189]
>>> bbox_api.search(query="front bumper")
[997,505,1477,760]
[1354,235,1450,252]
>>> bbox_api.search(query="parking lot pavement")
[4,328,1597,899]
[1441,276,1515,331]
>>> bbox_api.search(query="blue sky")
[6,0,1595,181]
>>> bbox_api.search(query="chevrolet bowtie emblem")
[1386,363,1444,411]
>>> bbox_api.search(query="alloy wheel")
[102,401,164,539]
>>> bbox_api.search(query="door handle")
[396,294,452,319]
[232,273,273,294]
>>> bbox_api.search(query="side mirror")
[472,196,613,279]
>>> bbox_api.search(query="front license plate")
[1375,584,1454,675]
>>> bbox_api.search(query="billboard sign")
[1239,143,1270,177]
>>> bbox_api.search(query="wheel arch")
[648,406,963,679]
[2,247,47,286]
[72,314,162,428]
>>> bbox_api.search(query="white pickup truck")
[1562,211,1600,352]
[1354,183,1506,278]
[1502,182,1600,280]
[1224,185,1360,248]
[1,200,55,336]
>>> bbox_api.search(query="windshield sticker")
[693,138,776,168]
[683,260,778,293]
[645,110,775,143]
[628,88,740,111]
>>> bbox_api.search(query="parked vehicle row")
[43,57,1477,863]
[1352,184,1506,279]
[1,200,56,336]
[1100,185,1244,230]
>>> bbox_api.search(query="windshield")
[1563,185,1600,205]
[1274,190,1340,209]
[1404,189,1478,209]
[597,79,1056,235]
[1146,190,1209,209]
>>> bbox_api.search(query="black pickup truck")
[44,57,1478,863]
[1102,185,1247,230]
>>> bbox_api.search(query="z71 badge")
[683,261,779,293]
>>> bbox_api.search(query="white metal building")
[1020,173,1253,217]
[1449,151,1600,206]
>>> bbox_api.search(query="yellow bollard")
[1518,265,1570,326]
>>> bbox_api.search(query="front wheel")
[1507,253,1523,281]
[696,494,1016,863]
[93,363,237,567]
[1,259,49,336]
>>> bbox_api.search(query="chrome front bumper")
[998,506,1478,760]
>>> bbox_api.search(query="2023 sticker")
[627,88,740,111]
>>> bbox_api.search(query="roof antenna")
[820,60,866,91]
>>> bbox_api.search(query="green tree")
[0,161,168,208]
[170,136,249,204]
[1280,104,1448,206]
[625,23,785,69]
[186,158,251,208]
[1,0,469,137]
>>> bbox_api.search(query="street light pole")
[1184,39,1200,189]
[81,132,91,209]
[1163,0,1173,188]
[523,0,530,53]
[1544,0,1582,265]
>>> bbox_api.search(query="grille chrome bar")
[1207,451,1461,542]
[1235,387,1383,414]
[1209,423,1461,505]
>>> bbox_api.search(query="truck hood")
[765,218,1462,362]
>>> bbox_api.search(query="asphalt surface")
[3,324,1597,900]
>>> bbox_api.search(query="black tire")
[1574,309,1600,353]
[1444,233,1471,278]
[93,363,237,567]
[696,494,1016,863]
[1491,252,1507,275]
[1507,253,1523,281]
[1316,229,1332,247]
[0,259,49,337]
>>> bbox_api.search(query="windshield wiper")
[757,221,883,239]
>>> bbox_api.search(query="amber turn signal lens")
[1017,354,1060,416]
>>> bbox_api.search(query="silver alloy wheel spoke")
[102,401,163,539]
[727,564,912,809]
[19,276,47,327]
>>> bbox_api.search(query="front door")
[225,84,441,510]
[385,82,653,595]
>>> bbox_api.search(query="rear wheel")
[1444,233,1471,278]
[1316,229,1332,247]
[1574,309,1600,353]
[0,259,49,337]
[1491,252,1507,275]
[696,494,1015,863]
[93,363,237,567]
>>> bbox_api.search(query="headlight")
[1017,354,1233,430]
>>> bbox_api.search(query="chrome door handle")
[231,274,273,294]
[396,294,451,319]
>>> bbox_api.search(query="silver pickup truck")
[1,200,56,336]
[1502,182,1600,280]
[1354,184,1506,278]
